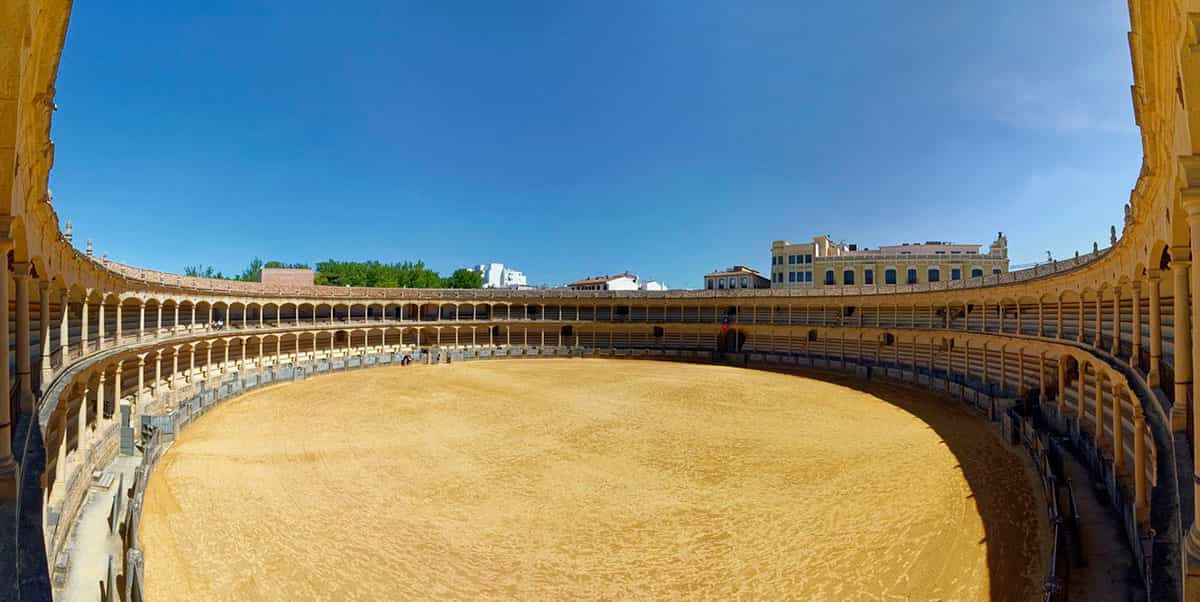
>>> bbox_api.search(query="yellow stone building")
[770,233,1009,288]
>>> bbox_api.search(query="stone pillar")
[205,345,212,378]
[1077,363,1086,420]
[113,362,123,408]
[1094,372,1104,446]
[39,280,51,386]
[116,301,123,344]
[80,292,89,355]
[97,301,105,349]
[1182,185,1200,573]
[171,347,180,389]
[173,304,179,334]
[1112,383,1123,471]
[136,355,146,405]
[154,352,162,399]
[97,372,106,427]
[1037,302,1044,337]
[13,261,32,412]
[1038,353,1046,404]
[59,290,70,361]
[1134,403,1147,523]
[76,387,89,454]
[188,346,195,383]
[138,301,145,342]
[1149,270,1162,386]
[1057,357,1066,413]
[1172,247,1192,432]
[189,304,195,332]
[1131,281,1142,368]
[0,236,18,501]
[156,304,162,336]
[1111,291,1121,355]
[1093,294,1103,348]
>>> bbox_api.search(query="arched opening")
[561,325,574,338]
[842,270,854,285]
[885,269,897,285]
[718,329,746,352]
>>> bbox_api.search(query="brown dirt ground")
[139,358,1047,601]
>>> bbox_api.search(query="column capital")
[37,279,50,292]
[98,371,106,383]
[1170,245,1192,264]
[10,261,31,277]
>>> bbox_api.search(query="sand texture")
[139,359,1045,600]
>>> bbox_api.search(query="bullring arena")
[139,360,1046,600]
[4,1,1200,601]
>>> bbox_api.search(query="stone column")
[1112,382,1123,471]
[188,346,195,383]
[1057,356,1066,413]
[156,304,162,337]
[136,355,146,404]
[173,304,179,334]
[1183,185,1200,571]
[205,344,212,378]
[1093,294,1103,348]
[1131,281,1142,368]
[189,304,195,332]
[77,386,89,453]
[138,301,145,342]
[1111,291,1121,355]
[115,301,122,343]
[59,290,70,362]
[39,280,51,386]
[171,347,180,389]
[1172,247,1192,432]
[113,361,123,407]
[13,261,32,412]
[0,236,18,501]
[1134,402,1147,523]
[80,292,89,355]
[97,301,105,349]
[1094,372,1104,446]
[1037,302,1044,337]
[1149,270,1162,386]
[97,372,106,427]
[1077,363,1086,420]
[154,352,162,399]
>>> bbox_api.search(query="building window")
[992,268,1001,275]
[864,269,874,285]
[906,269,917,284]
[843,270,854,285]
[787,271,795,282]
[884,269,896,284]
[741,277,749,288]
[718,279,725,289]
[706,279,713,289]
[824,270,835,285]
[805,271,812,282]
[971,268,984,278]
[951,268,961,280]
[928,268,940,282]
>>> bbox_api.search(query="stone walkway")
[55,454,141,601]
[1062,451,1146,601]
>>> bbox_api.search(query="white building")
[568,272,640,291]
[473,263,527,288]
[638,280,668,291]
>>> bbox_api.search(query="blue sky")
[48,1,1139,288]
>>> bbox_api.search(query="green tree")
[442,268,484,289]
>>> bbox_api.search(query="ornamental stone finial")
[64,220,72,243]
[86,239,93,257]
[1093,241,1099,254]
[1110,225,1117,245]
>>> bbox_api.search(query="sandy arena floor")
[139,359,1046,601]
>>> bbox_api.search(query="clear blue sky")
[48,1,1139,288]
